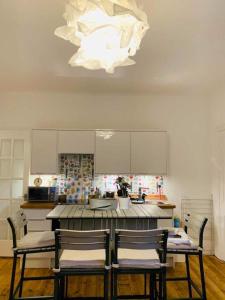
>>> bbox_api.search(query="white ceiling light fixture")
[96,130,115,140]
[55,0,149,74]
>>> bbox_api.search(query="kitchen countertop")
[20,201,176,210]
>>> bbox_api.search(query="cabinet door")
[31,130,57,174]
[95,131,130,174]
[58,131,95,154]
[131,131,168,175]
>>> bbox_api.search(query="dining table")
[46,204,173,235]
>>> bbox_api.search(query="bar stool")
[54,229,110,300]
[111,229,168,300]
[7,210,55,300]
[166,215,208,300]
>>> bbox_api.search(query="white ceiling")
[0,0,225,94]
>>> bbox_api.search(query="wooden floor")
[0,256,225,299]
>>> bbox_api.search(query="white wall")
[210,89,225,260]
[211,90,225,129]
[0,91,212,216]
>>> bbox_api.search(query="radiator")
[181,199,214,255]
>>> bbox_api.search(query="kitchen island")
[46,204,173,233]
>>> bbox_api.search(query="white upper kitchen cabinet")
[58,130,95,154]
[95,131,130,174]
[131,131,168,175]
[31,130,57,174]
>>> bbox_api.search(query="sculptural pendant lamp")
[55,0,149,73]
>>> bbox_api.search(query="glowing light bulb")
[55,0,149,73]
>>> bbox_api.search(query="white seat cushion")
[17,231,55,249]
[59,249,106,269]
[167,228,198,250]
[116,248,161,269]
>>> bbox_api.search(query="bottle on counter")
[95,187,101,199]
[83,187,89,205]
[138,187,142,200]
[173,216,181,228]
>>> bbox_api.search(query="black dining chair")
[166,214,208,300]
[111,229,168,300]
[54,228,110,300]
[7,210,55,300]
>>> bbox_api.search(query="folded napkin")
[159,227,198,249]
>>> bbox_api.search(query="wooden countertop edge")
[20,202,56,209]
[20,202,176,210]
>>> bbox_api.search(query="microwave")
[28,187,52,202]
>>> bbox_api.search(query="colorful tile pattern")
[29,154,164,203]
[94,175,164,195]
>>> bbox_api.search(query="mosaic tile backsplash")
[94,175,164,195]
[59,154,94,180]
[29,153,165,202]
[29,174,165,201]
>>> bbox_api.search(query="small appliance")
[28,187,50,202]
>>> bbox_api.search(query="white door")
[0,130,29,256]
[131,131,168,175]
[58,130,95,154]
[213,130,225,260]
[95,131,130,174]
[31,130,57,174]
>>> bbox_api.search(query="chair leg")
[19,253,26,297]
[54,274,60,300]
[110,271,113,300]
[154,274,158,300]
[60,275,65,300]
[65,275,68,298]
[152,273,157,300]
[158,272,163,300]
[150,273,155,300]
[185,254,192,299]
[113,270,118,300]
[104,271,109,300]
[158,271,166,300]
[162,269,167,300]
[144,273,147,296]
[199,252,207,300]
[9,252,17,300]
[158,268,167,300]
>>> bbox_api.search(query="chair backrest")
[183,213,191,233]
[114,229,168,264]
[7,210,28,248]
[183,214,208,249]
[198,218,208,249]
[55,229,110,269]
